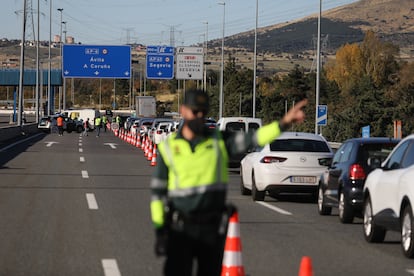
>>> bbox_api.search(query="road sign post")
[62,45,131,79]
[146,46,174,80]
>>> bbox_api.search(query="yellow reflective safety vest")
[151,131,228,228]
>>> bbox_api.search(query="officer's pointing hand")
[281,99,308,125]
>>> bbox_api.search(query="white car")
[153,122,174,144]
[240,132,333,201]
[363,134,414,258]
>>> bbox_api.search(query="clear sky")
[3,0,358,46]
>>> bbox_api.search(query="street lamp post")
[253,0,258,118]
[202,21,208,92]
[57,8,63,112]
[47,0,52,116]
[36,0,40,121]
[218,2,225,119]
[62,21,67,110]
[315,0,322,134]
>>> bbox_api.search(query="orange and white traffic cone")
[141,136,146,150]
[150,143,157,166]
[221,211,245,276]
[298,256,313,276]
[147,142,153,161]
[136,134,141,148]
[144,139,149,157]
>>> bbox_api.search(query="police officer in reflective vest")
[150,89,307,276]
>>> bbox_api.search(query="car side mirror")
[318,157,332,167]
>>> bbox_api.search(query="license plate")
[291,176,316,183]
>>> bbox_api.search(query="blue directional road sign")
[317,105,328,126]
[146,46,174,80]
[62,45,131,78]
[362,125,370,138]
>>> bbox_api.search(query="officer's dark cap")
[183,89,209,113]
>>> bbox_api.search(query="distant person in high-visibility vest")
[150,89,307,276]
[102,115,108,132]
[56,115,64,136]
[95,116,102,137]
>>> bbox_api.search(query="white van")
[216,117,262,133]
[63,109,101,129]
[216,117,262,168]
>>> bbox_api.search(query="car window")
[358,143,397,166]
[248,122,260,131]
[269,139,331,152]
[401,141,414,168]
[384,140,410,170]
[226,122,245,132]
[340,142,354,162]
[332,143,347,164]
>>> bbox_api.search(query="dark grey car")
[317,137,400,223]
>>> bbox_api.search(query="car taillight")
[260,156,287,163]
[349,164,366,180]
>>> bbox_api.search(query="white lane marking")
[79,143,82,146]
[256,201,293,216]
[0,133,43,152]
[103,143,117,149]
[81,170,89,178]
[80,157,85,163]
[79,148,83,153]
[407,269,414,275]
[86,193,99,210]
[102,259,121,276]
[45,141,58,147]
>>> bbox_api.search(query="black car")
[317,137,400,223]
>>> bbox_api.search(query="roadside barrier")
[221,211,245,276]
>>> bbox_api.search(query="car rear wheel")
[401,205,414,258]
[317,185,332,215]
[251,172,265,201]
[240,167,251,196]
[363,197,386,243]
[77,125,83,133]
[339,189,354,223]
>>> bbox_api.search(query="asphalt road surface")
[1,130,414,276]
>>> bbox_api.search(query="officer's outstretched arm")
[256,99,308,146]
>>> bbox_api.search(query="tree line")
[204,31,414,142]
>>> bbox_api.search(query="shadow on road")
[0,133,46,169]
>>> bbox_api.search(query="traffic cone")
[147,142,153,161]
[144,139,149,157]
[136,134,141,148]
[221,211,245,276]
[298,256,313,276]
[141,135,146,150]
[150,143,157,166]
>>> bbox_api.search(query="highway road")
[1,130,414,276]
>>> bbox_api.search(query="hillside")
[210,0,414,55]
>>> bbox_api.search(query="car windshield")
[270,139,331,152]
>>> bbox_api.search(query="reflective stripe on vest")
[159,131,228,197]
